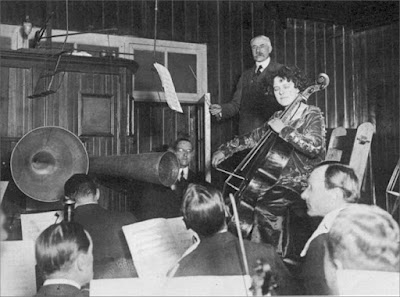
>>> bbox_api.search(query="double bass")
[217,73,329,237]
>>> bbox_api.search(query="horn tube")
[89,152,179,187]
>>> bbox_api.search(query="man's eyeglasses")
[176,148,193,154]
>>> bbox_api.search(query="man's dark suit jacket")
[135,169,203,221]
[173,231,300,296]
[300,233,331,295]
[33,284,89,297]
[73,204,137,279]
[220,61,283,135]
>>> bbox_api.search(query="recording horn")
[10,126,89,202]
[89,152,179,187]
[10,126,180,203]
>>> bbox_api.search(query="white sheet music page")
[0,240,36,296]
[153,62,183,113]
[90,275,252,296]
[0,181,8,204]
[21,210,64,241]
[122,217,197,279]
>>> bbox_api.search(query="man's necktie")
[180,170,185,181]
[256,65,263,76]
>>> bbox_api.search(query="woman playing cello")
[212,65,326,262]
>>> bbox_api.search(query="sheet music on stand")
[20,210,64,241]
[153,62,183,113]
[0,181,8,204]
[0,240,37,296]
[122,216,198,279]
[90,275,252,296]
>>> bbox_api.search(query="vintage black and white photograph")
[0,1,399,296]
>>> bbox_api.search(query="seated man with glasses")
[135,136,204,221]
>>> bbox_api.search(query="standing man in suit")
[34,221,93,297]
[136,137,203,220]
[64,174,137,279]
[210,35,283,135]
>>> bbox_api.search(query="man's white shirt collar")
[300,207,346,257]
[255,57,271,73]
[43,279,81,289]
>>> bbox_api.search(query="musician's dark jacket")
[220,61,283,135]
[33,284,89,297]
[217,105,326,194]
[300,233,331,295]
[173,231,300,295]
[135,169,203,221]
[73,204,137,279]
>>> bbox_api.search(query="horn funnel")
[89,152,179,187]
[10,126,89,202]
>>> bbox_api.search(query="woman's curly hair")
[269,65,310,92]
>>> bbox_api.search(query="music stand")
[386,158,400,217]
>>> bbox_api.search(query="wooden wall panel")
[131,101,204,175]
[345,30,356,128]
[0,67,9,136]
[334,26,345,126]
[217,1,234,144]
[172,0,185,41]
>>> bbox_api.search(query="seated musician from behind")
[212,65,326,262]
[64,174,137,279]
[34,222,93,297]
[324,204,400,295]
[170,183,299,296]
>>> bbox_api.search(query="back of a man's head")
[35,221,93,283]
[64,174,98,204]
[302,162,360,217]
[182,183,226,237]
[322,162,360,203]
[327,204,399,272]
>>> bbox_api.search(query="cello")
[217,73,329,238]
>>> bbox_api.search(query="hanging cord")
[153,0,158,62]
[61,0,69,51]
[49,0,69,93]
[152,0,163,102]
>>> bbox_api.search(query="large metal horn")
[89,152,179,187]
[10,126,179,203]
[10,126,89,202]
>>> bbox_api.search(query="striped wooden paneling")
[1,1,398,209]
[131,102,205,174]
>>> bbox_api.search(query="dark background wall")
[1,0,399,210]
